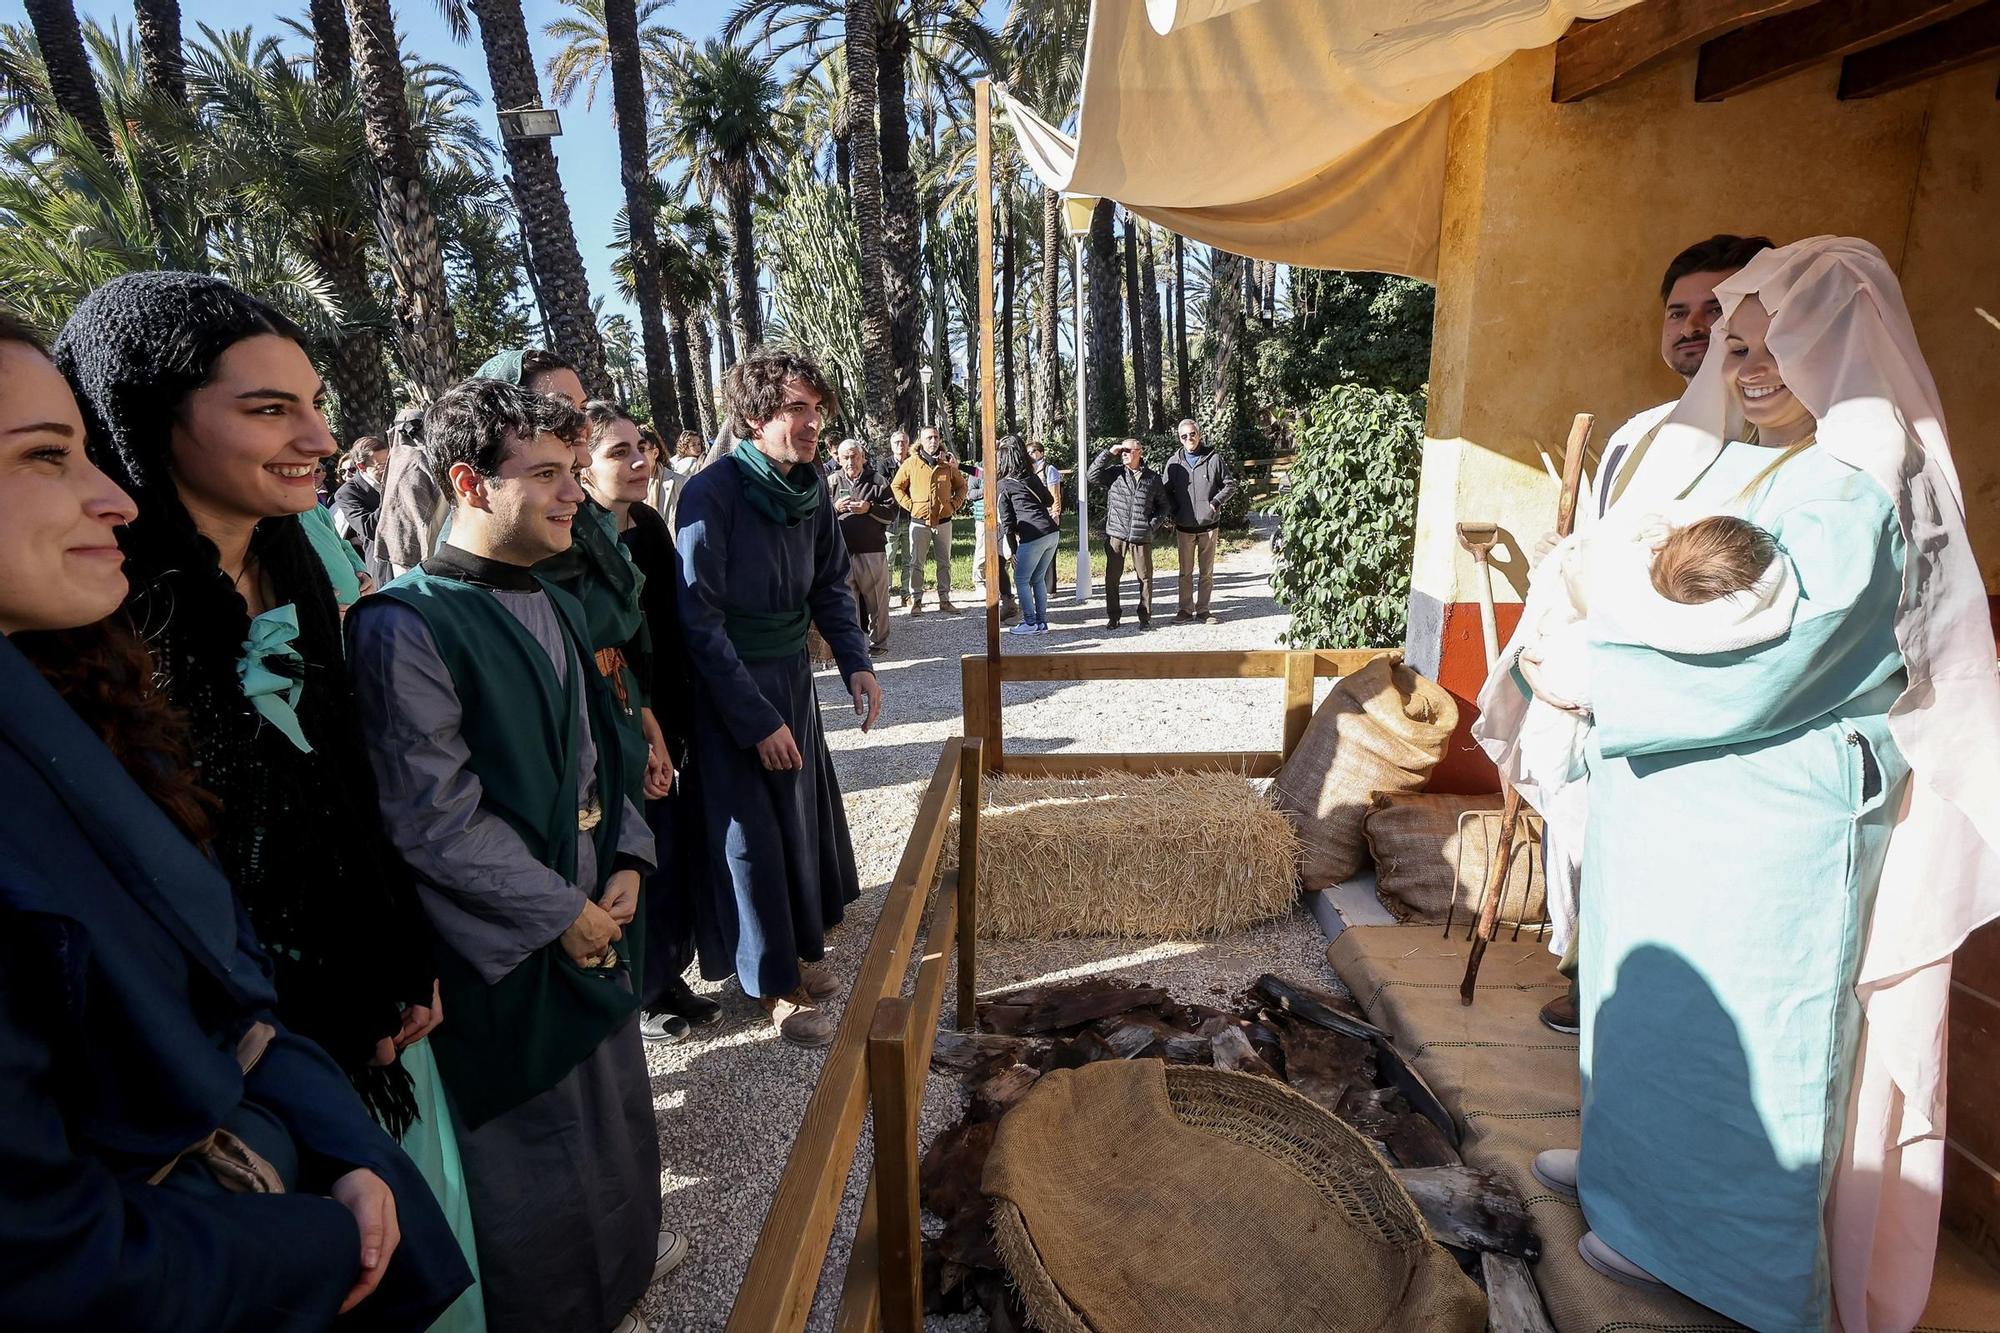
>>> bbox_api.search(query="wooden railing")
[961,648,1399,776]
[731,647,1399,1332]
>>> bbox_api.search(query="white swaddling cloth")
[1516,510,1802,793]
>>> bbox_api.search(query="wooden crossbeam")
[1553,0,1823,102]
[1838,0,2000,95]
[1697,0,1989,101]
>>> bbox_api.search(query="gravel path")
[636,520,1342,1332]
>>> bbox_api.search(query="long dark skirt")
[640,781,702,1010]
[688,651,860,998]
[447,1012,660,1333]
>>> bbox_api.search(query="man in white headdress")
[1501,237,1999,1332]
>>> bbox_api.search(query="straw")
[943,771,1302,939]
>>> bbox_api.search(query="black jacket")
[1089,449,1172,543]
[1163,447,1239,532]
[997,475,1060,548]
[330,475,382,553]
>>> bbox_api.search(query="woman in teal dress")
[1518,238,2000,1332]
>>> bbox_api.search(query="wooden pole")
[869,996,921,1333]
[1461,412,1594,1005]
[975,81,1003,770]
[957,737,983,1029]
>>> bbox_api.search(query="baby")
[1516,511,1796,791]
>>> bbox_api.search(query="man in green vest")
[347,379,682,1333]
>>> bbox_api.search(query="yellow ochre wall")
[1408,45,2000,647]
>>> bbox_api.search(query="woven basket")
[984,1062,1486,1333]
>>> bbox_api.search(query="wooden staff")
[1460,412,1593,1005]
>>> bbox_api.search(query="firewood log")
[1394,1165,1540,1262]
[978,979,1171,1035]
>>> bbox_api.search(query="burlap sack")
[982,1061,1486,1333]
[1271,658,1458,890]
[1364,791,1545,928]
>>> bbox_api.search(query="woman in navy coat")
[0,311,470,1330]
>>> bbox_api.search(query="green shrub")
[1271,383,1425,648]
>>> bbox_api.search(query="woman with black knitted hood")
[52,274,485,1327]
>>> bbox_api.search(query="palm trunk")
[1036,187,1062,442]
[875,26,922,433]
[834,133,851,197]
[23,0,115,161]
[1086,197,1124,439]
[469,0,611,397]
[929,242,951,432]
[1173,232,1191,421]
[843,0,895,441]
[604,0,680,426]
[687,312,717,434]
[665,299,701,431]
[713,280,737,368]
[726,178,760,347]
[1142,228,1166,432]
[308,0,352,81]
[315,235,395,439]
[132,0,188,105]
[1001,208,1016,433]
[1121,210,1147,433]
[347,0,459,395]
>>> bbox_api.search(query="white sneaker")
[653,1228,690,1282]
[1531,1148,1578,1201]
[611,1312,659,1333]
[1579,1231,1663,1287]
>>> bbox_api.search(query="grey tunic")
[348,569,661,1333]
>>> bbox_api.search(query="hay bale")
[945,771,1300,939]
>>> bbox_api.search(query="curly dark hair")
[583,398,636,441]
[1660,235,1775,303]
[424,377,586,490]
[1,310,216,845]
[519,347,575,388]
[720,346,838,438]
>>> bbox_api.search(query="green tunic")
[1577,442,1909,1331]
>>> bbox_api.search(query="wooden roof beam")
[1697,0,1990,100]
[1553,0,1825,103]
[1838,1,2000,97]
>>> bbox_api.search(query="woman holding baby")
[1489,237,2000,1331]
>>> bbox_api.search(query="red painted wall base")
[1426,600,1525,795]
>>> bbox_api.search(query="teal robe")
[1576,442,1909,1331]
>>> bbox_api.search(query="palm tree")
[553,0,685,428]
[841,0,894,437]
[1141,224,1166,428]
[21,0,114,159]
[1173,231,1190,419]
[1122,209,1147,432]
[131,0,187,105]
[189,27,395,435]
[465,0,612,396]
[1086,196,1123,436]
[659,39,788,348]
[347,0,460,395]
[659,200,728,432]
[305,0,351,83]
[544,0,685,109]
[724,0,993,429]
[781,52,851,195]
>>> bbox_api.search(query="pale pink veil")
[1611,236,2000,1331]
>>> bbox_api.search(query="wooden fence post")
[1281,651,1316,758]
[869,996,921,1333]
[958,738,983,1030]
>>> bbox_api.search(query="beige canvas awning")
[1001,0,1640,280]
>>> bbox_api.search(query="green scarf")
[731,440,823,527]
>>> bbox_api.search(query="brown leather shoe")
[761,993,835,1047]
[797,958,839,1002]
[1540,992,1580,1035]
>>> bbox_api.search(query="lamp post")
[919,363,933,426]
[1063,195,1096,599]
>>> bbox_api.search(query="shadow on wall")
[1583,944,1827,1332]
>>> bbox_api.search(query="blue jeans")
[1013,532,1059,626]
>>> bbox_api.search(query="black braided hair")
[53,273,427,1136]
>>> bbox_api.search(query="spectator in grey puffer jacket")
[1163,419,1240,620]
[1088,439,1172,628]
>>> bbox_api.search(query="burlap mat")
[1325,924,2000,1333]
[982,1060,1485,1333]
